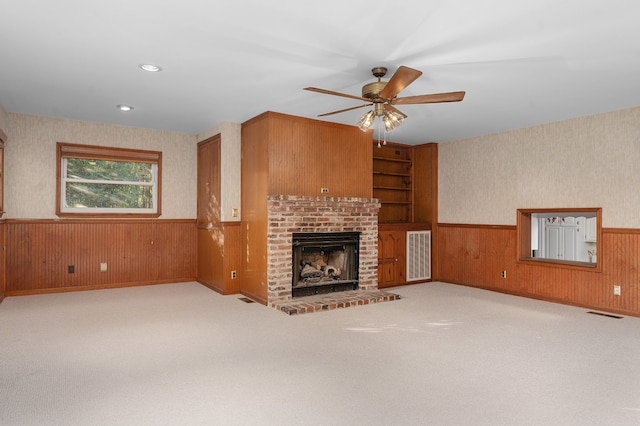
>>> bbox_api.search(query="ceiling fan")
[304,66,465,140]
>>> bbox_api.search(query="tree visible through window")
[57,143,161,217]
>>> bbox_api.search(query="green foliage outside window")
[65,158,154,209]
[67,158,153,182]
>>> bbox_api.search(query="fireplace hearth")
[292,232,359,298]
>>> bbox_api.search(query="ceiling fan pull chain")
[381,119,387,146]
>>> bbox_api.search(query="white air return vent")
[406,230,431,281]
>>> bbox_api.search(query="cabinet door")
[546,225,561,259]
[585,217,597,242]
[561,226,577,261]
[378,231,399,288]
[545,223,577,260]
[377,230,406,288]
[394,230,407,284]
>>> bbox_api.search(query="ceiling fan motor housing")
[362,81,386,100]
[362,66,389,101]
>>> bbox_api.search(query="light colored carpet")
[1,281,639,425]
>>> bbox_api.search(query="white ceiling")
[1,0,639,144]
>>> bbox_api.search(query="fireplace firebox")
[292,232,360,298]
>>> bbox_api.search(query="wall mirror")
[517,208,602,271]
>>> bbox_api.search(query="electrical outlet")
[501,270,507,279]
[68,265,75,274]
[231,270,237,279]
[613,285,621,296]
[100,262,108,272]
[321,187,329,194]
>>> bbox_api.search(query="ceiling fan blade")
[317,103,372,117]
[304,87,369,102]
[379,66,423,99]
[393,91,466,105]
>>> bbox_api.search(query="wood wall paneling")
[197,227,217,289]
[412,143,438,278]
[412,143,438,224]
[5,220,197,295]
[262,112,373,198]
[437,224,640,317]
[240,115,270,304]
[223,223,242,294]
[197,223,241,295]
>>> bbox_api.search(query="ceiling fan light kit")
[381,109,404,131]
[357,110,375,131]
[304,65,465,146]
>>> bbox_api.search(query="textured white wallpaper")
[439,106,640,228]
[5,113,198,219]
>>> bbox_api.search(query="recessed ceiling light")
[139,63,162,72]
[117,105,133,112]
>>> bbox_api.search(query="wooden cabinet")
[412,143,438,225]
[378,223,431,288]
[373,141,438,225]
[373,142,413,223]
[585,217,597,242]
[374,141,438,285]
[378,226,406,288]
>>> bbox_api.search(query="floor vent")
[406,230,431,281]
[587,311,623,319]
[238,297,256,304]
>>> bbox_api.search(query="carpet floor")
[1,281,639,425]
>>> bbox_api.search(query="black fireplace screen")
[291,232,360,298]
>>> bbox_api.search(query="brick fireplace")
[266,195,399,314]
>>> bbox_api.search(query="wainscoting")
[5,219,197,295]
[437,224,640,317]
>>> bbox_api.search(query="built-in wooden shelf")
[373,171,411,177]
[373,142,413,223]
[373,156,411,164]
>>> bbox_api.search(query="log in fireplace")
[291,232,360,298]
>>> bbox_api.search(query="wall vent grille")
[406,230,431,281]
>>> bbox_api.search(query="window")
[57,143,161,217]
[517,208,601,271]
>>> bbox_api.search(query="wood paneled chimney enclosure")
[240,112,374,305]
